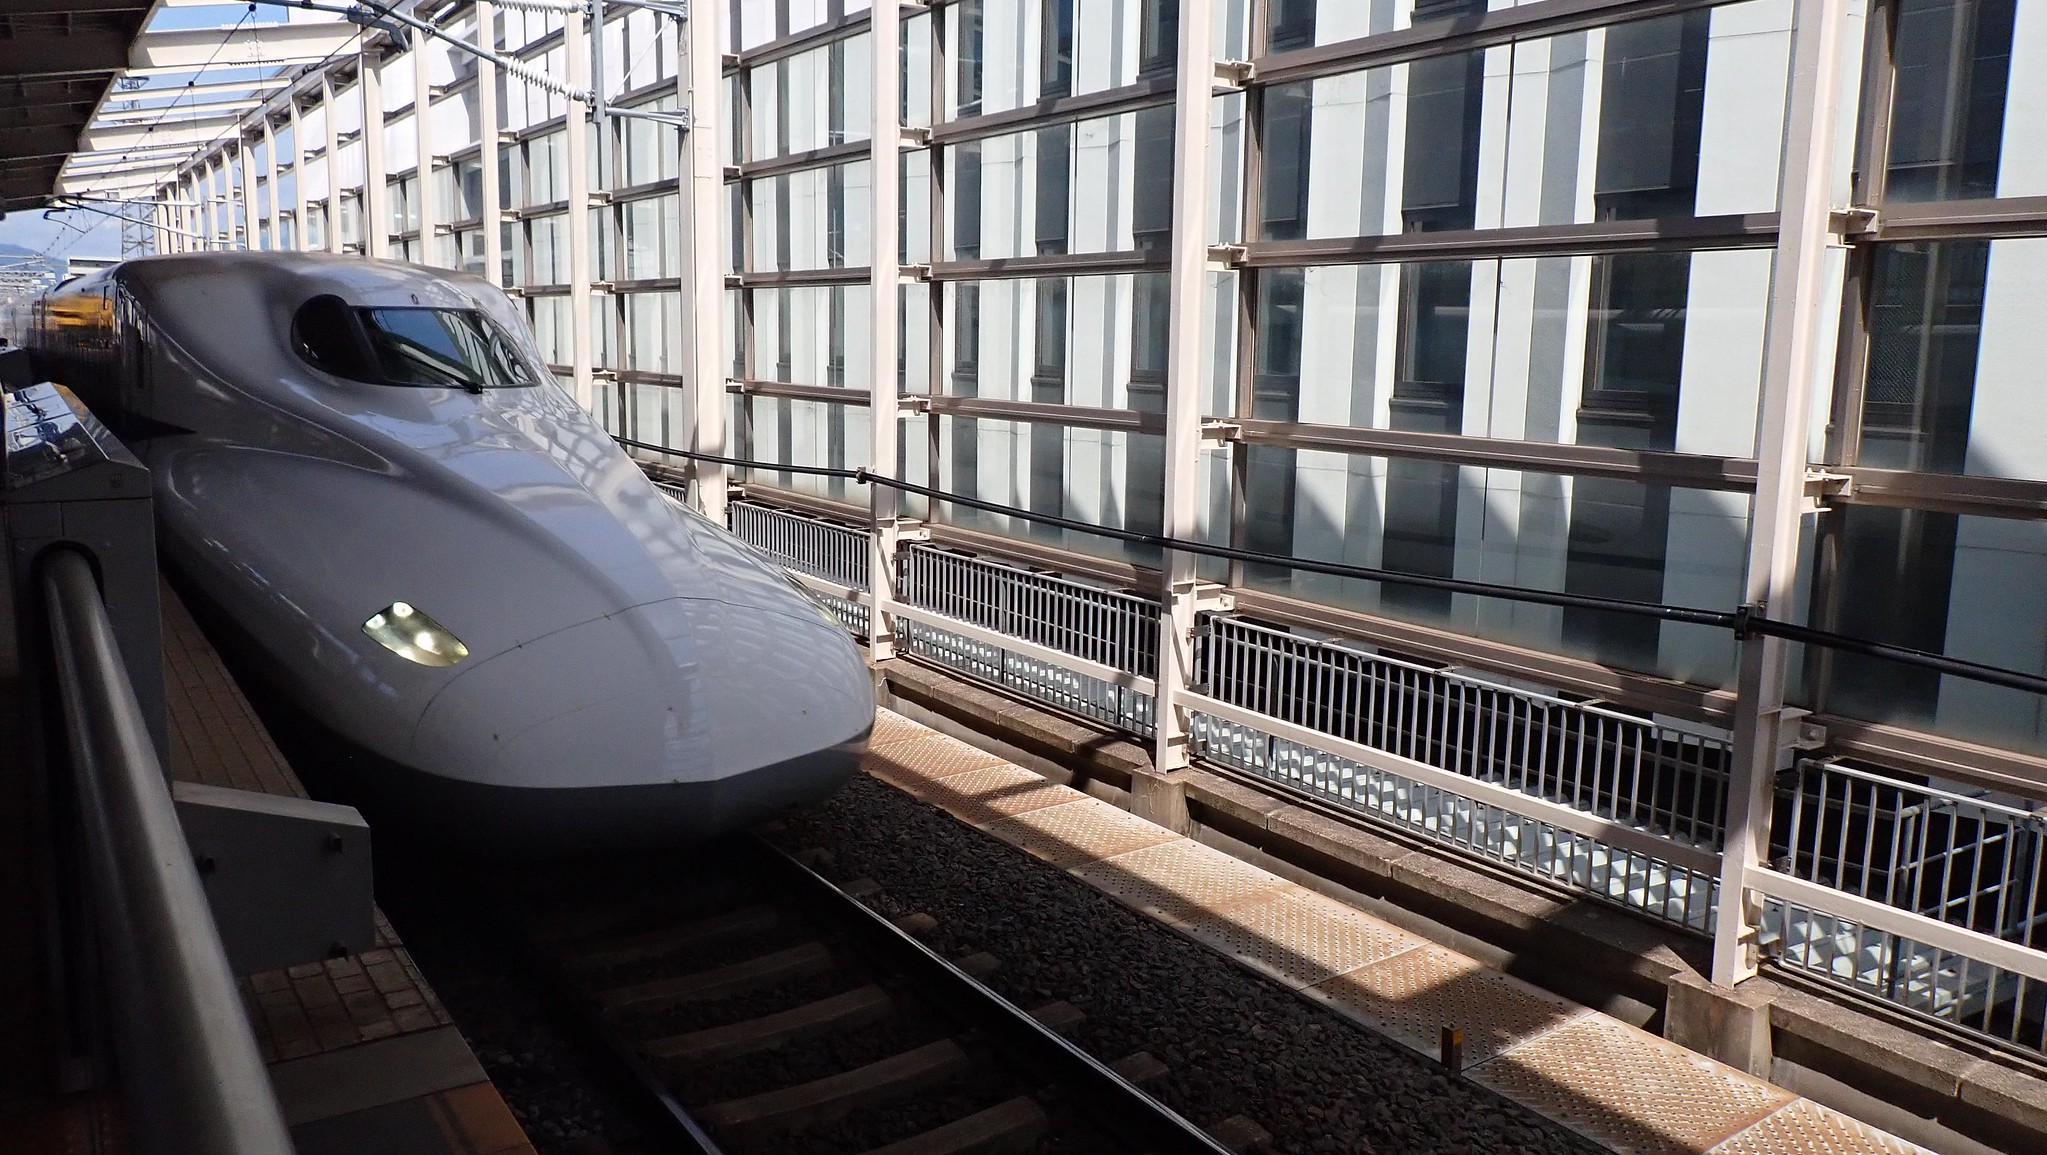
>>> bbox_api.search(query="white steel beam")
[323,74,343,253]
[80,116,239,154]
[290,97,309,249]
[264,113,280,247]
[1146,0,1216,830]
[866,0,902,662]
[130,24,356,72]
[94,99,262,124]
[1712,0,1853,987]
[413,26,437,265]
[478,1,503,283]
[565,6,593,404]
[111,76,292,102]
[680,0,726,523]
[362,48,388,257]
[240,137,258,247]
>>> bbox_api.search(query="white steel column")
[239,140,257,248]
[262,114,280,248]
[566,4,594,405]
[681,0,727,522]
[290,96,309,250]
[1712,0,1851,987]
[363,45,390,258]
[414,25,438,263]
[1143,0,1215,831]
[323,75,343,253]
[867,0,902,662]
[478,1,503,284]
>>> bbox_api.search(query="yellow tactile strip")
[860,708,1936,1155]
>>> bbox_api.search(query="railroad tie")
[700,1038,972,1142]
[855,1096,1050,1155]
[563,905,781,972]
[597,941,831,1013]
[639,984,895,1065]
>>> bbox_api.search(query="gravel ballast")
[771,775,1605,1155]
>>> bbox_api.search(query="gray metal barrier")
[42,546,295,1155]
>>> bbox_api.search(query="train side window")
[292,294,376,381]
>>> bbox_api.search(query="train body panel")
[24,252,869,846]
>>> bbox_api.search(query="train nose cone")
[408,596,872,845]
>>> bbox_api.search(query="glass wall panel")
[1882,0,2029,201]
[1824,506,2047,756]
[749,160,872,270]
[753,285,873,389]
[738,396,871,504]
[933,415,1165,568]
[621,195,682,279]
[747,35,873,160]
[1255,3,1790,241]
[945,0,1180,120]
[944,107,1178,260]
[1860,237,2047,482]
[1244,249,1770,452]
[1247,456,1754,685]
[625,291,684,373]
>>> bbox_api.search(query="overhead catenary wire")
[614,436,2047,700]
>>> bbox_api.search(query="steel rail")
[754,837,1235,1155]
[41,547,296,1155]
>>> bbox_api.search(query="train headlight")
[363,601,470,667]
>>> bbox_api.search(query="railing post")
[1712,0,1852,988]
[681,0,728,524]
[868,0,903,663]
[1144,0,1216,834]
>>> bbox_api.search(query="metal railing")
[707,482,2047,1060]
[1191,617,1729,930]
[1764,759,2047,1052]
[42,547,296,1155]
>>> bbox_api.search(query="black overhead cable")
[612,436,2047,700]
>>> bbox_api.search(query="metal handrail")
[42,547,295,1155]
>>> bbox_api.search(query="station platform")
[860,704,1934,1155]
[159,582,535,1155]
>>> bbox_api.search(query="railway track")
[487,836,1241,1155]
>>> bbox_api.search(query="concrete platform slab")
[1709,1099,1933,1155]
[1171,887,1422,991]
[1072,838,1293,927]
[901,763,1077,827]
[1306,942,1590,1066]
[978,797,1180,870]
[864,732,1010,790]
[1469,1015,1794,1155]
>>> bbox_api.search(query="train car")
[25,252,872,848]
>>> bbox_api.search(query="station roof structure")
[0,0,356,210]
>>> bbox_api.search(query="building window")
[1260,81,1312,241]
[1139,0,1178,78]
[957,0,984,117]
[1594,13,1711,220]
[1040,0,1074,98]
[1885,0,2016,201]
[1035,125,1070,256]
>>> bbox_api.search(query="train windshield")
[292,295,541,391]
[358,307,538,390]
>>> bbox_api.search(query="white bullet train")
[26,251,872,848]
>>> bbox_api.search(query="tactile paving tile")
[978,797,1182,869]
[863,733,1009,789]
[1071,838,1294,926]
[1469,1015,1795,1155]
[913,764,1081,827]
[1172,887,1423,990]
[1707,1099,1935,1155]
[868,708,928,749]
[1306,942,1589,1065]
